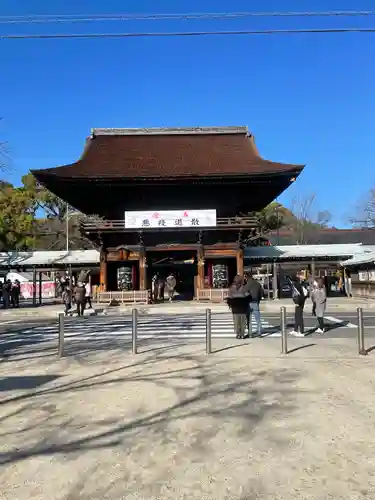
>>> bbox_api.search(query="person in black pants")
[73,282,86,317]
[243,273,264,337]
[227,275,251,339]
[290,274,307,337]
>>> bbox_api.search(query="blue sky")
[1,0,374,226]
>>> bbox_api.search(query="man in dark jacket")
[243,273,263,337]
[227,275,251,339]
[11,280,21,308]
[2,280,12,309]
[290,274,307,337]
[73,282,86,317]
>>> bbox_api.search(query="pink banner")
[20,281,56,300]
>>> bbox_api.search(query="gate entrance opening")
[148,251,197,301]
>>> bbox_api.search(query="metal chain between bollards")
[132,308,138,354]
[357,307,367,356]
[58,313,65,358]
[206,308,212,355]
[280,306,288,355]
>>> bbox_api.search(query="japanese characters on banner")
[124,209,217,229]
[20,281,56,299]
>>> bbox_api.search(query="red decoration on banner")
[183,211,189,217]
[152,212,160,218]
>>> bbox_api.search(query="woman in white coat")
[311,278,327,333]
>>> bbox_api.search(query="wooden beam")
[144,245,199,252]
[139,250,147,290]
[197,246,205,291]
[236,247,244,277]
[205,249,237,258]
[99,249,107,291]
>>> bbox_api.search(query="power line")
[1,27,375,40]
[0,10,375,24]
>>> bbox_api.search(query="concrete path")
[0,296,374,322]
[3,308,375,361]
[1,341,375,499]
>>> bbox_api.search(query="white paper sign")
[124,209,217,229]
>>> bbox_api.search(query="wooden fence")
[96,290,149,304]
[196,288,229,302]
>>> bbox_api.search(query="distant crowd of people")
[227,272,328,339]
[0,279,21,309]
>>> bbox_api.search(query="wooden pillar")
[99,249,107,291]
[208,261,213,287]
[32,267,37,307]
[236,247,244,277]
[197,246,205,290]
[38,271,42,305]
[311,258,316,282]
[139,250,147,290]
[131,262,137,290]
[272,261,279,300]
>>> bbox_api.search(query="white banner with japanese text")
[124,209,217,229]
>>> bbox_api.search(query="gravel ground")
[1,340,375,500]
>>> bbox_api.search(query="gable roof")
[32,126,304,181]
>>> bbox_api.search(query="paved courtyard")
[1,338,375,499]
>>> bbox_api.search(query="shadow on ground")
[0,375,61,392]
[0,348,303,499]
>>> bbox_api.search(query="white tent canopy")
[341,251,375,267]
[0,250,100,268]
[244,244,373,261]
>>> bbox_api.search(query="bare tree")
[288,193,332,244]
[34,212,104,250]
[350,188,375,228]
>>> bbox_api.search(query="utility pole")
[276,204,280,245]
[65,202,72,280]
[66,201,69,252]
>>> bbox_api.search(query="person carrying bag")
[290,274,308,337]
[227,275,251,339]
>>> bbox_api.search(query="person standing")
[152,274,159,303]
[62,284,73,316]
[11,280,21,308]
[2,280,12,309]
[311,278,327,333]
[227,275,251,339]
[73,282,86,317]
[290,274,308,337]
[85,281,92,309]
[165,273,176,302]
[158,276,165,301]
[243,273,263,337]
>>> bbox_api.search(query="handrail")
[82,216,260,231]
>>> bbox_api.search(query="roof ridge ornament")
[90,126,249,136]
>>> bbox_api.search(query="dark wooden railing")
[82,216,260,232]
